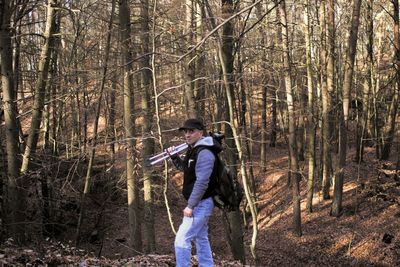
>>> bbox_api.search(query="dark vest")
[182,146,218,201]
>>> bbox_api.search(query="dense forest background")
[1,0,399,266]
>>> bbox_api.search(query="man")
[167,118,221,267]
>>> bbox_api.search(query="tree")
[355,0,374,163]
[278,0,302,236]
[331,0,362,217]
[304,0,316,213]
[320,0,333,200]
[140,0,156,253]
[119,0,142,253]
[20,0,58,173]
[380,0,400,160]
[75,0,116,245]
[184,0,198,118]
[212,0,247,262]
[0,0,24,243]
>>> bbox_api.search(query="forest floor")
[1,138,399,266]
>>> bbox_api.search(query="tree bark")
[380,0,400,160]
[21,0,58,173]
[211,0,247,262]
[119,0,142,253]
[278,0,302,236]
[320,0,332,200]
[0,0,24,243]
[140,0,156,253]
[355,0,373,163]
[76,0,116,245]
[331,0,362,217]
[184,0,198,118]
[304,0,316,213]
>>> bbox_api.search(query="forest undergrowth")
[0,140,399,266]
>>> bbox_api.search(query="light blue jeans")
[175,197,214,267]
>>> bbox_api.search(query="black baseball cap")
[178,118,205,131]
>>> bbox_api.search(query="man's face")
[183,128,203,145]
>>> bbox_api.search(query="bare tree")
[140,0,156,253]
[119,0,142,253]
[320,0,332,200]
[331,0,362,217]
[207,0,247,262]
[0,0,24,243]
[278,0,302,236]
[20,0,58,173]
[380,0,400,160]
[75,0,116,245]
[304,0,316,213]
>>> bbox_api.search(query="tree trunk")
[304,0,316,213]
[210,0,247,262]
[278,0,302,236]
[380,0,400,160]
[331,0,362,217]
[320,0,332,200]
[21,0,58,173]
[119,0,142,253]
[76,0,116,245]
[355,0,373,163]
[108,73,117,163]
[0,0,24,243]
[195,1,206,117]
[184,0,198,118]
[256,0,268,168]
[140,0,156,253]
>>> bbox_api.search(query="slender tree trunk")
[331,0,362,217]
[356,0,373,163]
[119,0,142,253]
[208,0,247,262]
[184,0,197,118]
[0,0,24,243]
[109,73,117,163]
[140,0,156,253]
[320,0,332,200]
[304,0,316,213]
[76,0,116,245]
[21,0,58,173]
[380,0,400,160]
[278,0,302,236]
[195,1,206,117]
[270,83,277,147]
[261,83,268,170]
[256,0,268,167]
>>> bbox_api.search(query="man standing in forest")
[167,118,221,267]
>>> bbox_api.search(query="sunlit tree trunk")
[380,0,400,160]
[195,1,206,117]
[332,0,362,217]
[320,0,332,200]
[304,0,316,213]
[278,0,302,236]
[119,0,142,253]
[0,0,24,243]
[255,1,268,172]
[21,0,58,173]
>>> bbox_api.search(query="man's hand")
[166,146,176,158]
[183,207,193,217]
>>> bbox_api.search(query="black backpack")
[205,133,243,211]
[212,155,244,212]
